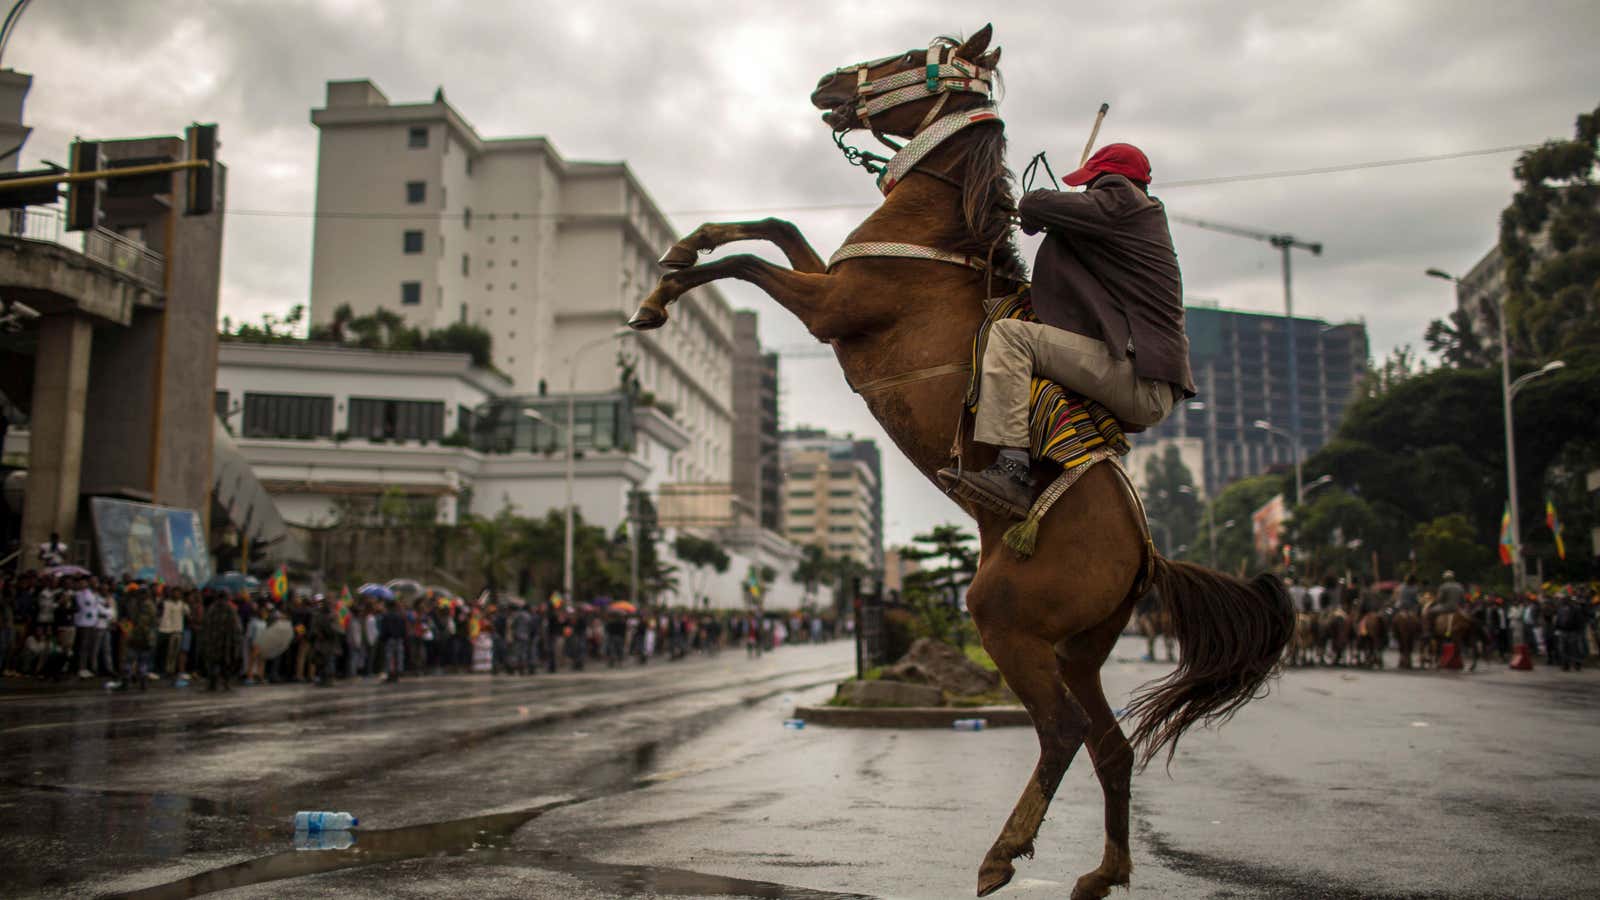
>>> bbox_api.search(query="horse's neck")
[830,171,990,480]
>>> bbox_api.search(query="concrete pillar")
[21,315,93,568]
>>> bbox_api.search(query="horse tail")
[1124,555,1294,771]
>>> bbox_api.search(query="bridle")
[826,37,997,192]
[824,37,1003,279]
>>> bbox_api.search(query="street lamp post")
[1427,268,1565,593]
[1252,419,1302,506]
[562,326,635,608]
[1176,484,1210,566]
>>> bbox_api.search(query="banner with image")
[89,497,213,586]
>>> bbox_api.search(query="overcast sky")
[9,1,1597,547]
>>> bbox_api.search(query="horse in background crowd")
[1391,610,1421,669]
[1422,610,1485,672]
[1354,612,1387,669]
[1288,611,1321,667]
[1320,607,1353,666]
[1135,589,1176,663]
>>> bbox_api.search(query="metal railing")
[0,205,65,243]
[84,225,164,289]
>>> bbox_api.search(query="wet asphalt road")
[2,638,1597,899]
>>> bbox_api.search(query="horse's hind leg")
[1058,615,1136,899]
[973,624,1088,897]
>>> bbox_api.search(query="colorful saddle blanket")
[967,288,1131,469]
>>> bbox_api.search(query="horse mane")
[935,120,1028,285]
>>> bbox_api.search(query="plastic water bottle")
[952,718,987,731]
[293,829,356,851]
[294,811,359,832]
[782,718,806,729]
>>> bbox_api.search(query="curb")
[792,705,1032,728]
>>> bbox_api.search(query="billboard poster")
[1251,493,1288,567]
[89,497,213,586]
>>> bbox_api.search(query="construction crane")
[1168,213,1323,506]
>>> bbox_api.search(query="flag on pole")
[269,566,289,601]
[1498,503,1515,566]
[1546,498,1566,561]
[337,585,353,630]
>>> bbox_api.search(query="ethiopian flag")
[269,566,289,601]
[337,586,354,630]
[1498,503,1515,566]
[1546,499,1566,561]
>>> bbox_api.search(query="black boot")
[938,456,1034,519]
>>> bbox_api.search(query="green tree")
[465,503,522,591]
[1500,103,1600,362]
[1412,514,1496,585]
[1142,444,1202,554]
[792,543,833,601]
[1184,474,1285,575]
[1423,312,1491,369]
[673,533,730,607]
[1288,488,1383,579]
[901,524,978,644]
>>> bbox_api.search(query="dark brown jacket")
[1018,176,1196,396]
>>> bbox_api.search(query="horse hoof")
[976,859,1014,897]
[627,304,668,331]
[658,245,697,270]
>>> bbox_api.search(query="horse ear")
[957,24,993,60]
[976,47,1001,69]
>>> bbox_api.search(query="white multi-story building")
[307,79,733,485]
[214,341,819,609]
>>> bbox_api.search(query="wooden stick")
[1079,102,1110,166]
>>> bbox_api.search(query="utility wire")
[224,142,1538,222]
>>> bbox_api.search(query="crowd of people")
[1287,570,1599,670]
[0,567,843,692]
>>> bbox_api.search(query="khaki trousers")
[973,319,1175,449]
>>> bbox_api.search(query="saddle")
[939,287,1139,556]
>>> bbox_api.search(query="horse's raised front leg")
[629,253,834,335]
[658,217,827,274]
[969,599,1089,897]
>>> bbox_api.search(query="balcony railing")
[0,206,65,243]
[0,207,166,292]
[84,226,164,289]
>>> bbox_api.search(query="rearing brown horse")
[629,25,1293,898]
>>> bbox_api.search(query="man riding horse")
[948,144,1197,517]
[1425,569,1466,636]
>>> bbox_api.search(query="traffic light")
[0,166,64,209]
[64,140,99,231]
[185,123,216,215]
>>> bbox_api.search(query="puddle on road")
[103,801,872,900]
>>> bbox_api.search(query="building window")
[463,207,472,230]
[460,303,467,322]
[829,489,852,497]
[403,230,424,254]
[348,397,446,442]
[789,525,814,534]
[462,254,470,277]
[408,126,428,148]
[789,489,814,498]
[401,281,422,305]
[405,181,426,204]
[789,507,814,517]
[242,392,333,439]
[214,390,229,419]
